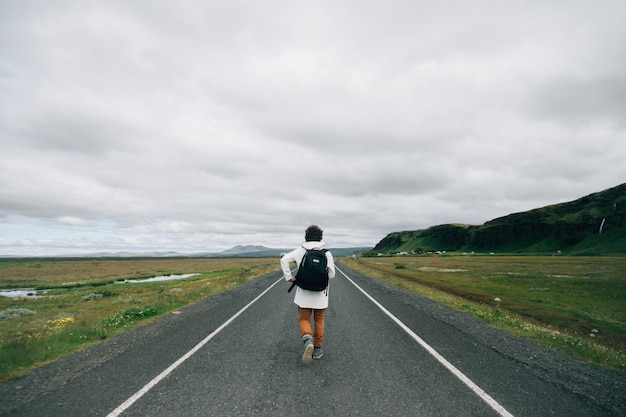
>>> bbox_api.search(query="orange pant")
[298,307,327,348]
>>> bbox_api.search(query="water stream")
[121,273,199,283]
[0,273,200,297]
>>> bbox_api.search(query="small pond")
[0,289,46,298]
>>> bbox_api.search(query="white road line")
[337,266,515,417]
[106,277,284,417]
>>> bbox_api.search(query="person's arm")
[326,251,336,279]
[280,248,301,281]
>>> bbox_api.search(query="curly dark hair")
[304,225,323,242]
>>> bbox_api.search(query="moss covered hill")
[371,182,626,255]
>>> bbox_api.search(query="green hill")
[370,183,626,256]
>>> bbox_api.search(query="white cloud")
[1,0,625,256]
[57,216,87,227]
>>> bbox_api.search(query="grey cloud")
[530,75,626,127]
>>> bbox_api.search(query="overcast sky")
[1,1,625,256]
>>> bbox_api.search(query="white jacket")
[280,241,336,309]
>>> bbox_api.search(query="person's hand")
[289,276,296,282]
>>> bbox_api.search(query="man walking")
[280,225,335,364]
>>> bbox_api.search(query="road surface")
[1,262,624,416]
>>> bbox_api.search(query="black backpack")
[290,248,329,292]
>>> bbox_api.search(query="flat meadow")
[342,255,626,375]
[0,257,278,382]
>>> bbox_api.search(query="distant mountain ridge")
[216,246,371,258]
[370,183,626,255]
[220,245,271,254]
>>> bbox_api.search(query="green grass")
[0,258,278,382]
[343,255,626,374]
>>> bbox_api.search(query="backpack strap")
[288,247,308,293]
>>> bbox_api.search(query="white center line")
[106,277,283,417]
[337,266,515,417]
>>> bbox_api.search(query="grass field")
[342,255,626,375]
[1,256,625,382]
[0,258,278,383]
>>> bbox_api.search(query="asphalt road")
[1,262,624,416]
